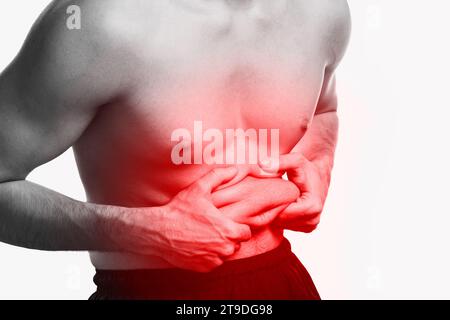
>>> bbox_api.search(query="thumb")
[259,152,307,174]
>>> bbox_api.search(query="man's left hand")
[260,153,331,233]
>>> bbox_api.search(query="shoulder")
[326,0,352,66]
[10,0,149,104]
[303,0,351,67]
[28,0,142,59]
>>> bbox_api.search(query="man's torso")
[71,0,345,269]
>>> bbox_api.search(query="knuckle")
[229,225,247,239]
[194,181,208,193]
[241,225,252,239]
[220,220,236,234]
[223,226,237,238]
[220,243,236,256]
[310,201,323,214]
[253,214,269,227]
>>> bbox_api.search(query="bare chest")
[82,4,329,167]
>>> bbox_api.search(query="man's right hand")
[109,167,252,272]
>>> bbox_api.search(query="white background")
[1,0,450,299]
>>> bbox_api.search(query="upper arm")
[315,0,351,115]
[0,1,130,182]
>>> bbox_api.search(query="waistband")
[94,238,294,283]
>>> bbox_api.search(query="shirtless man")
[0,0,350,299]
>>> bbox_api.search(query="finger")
[214,177,299,210]
[276,214,321,231]
[276,200,319,222]
[249,164,281,178]
[214,168,248,191]
[196,167,238,193]
[217,242,238,257]
[279,212,321,233]
[244,205,288,228]
[259,152,307,174]
[221,219,252,242]
[211,178,255,208]
[221,200,290,227]
[219,180,299,219]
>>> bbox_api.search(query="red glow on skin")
[78,66,318,202]
[76,67,324,282]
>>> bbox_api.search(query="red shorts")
[90,238,320,300]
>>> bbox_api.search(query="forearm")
[0,180,152,252]
[293,111,339,183]
[0,167,252,272]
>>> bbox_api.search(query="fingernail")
[260,158,272,168]
[258,169,274,177]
